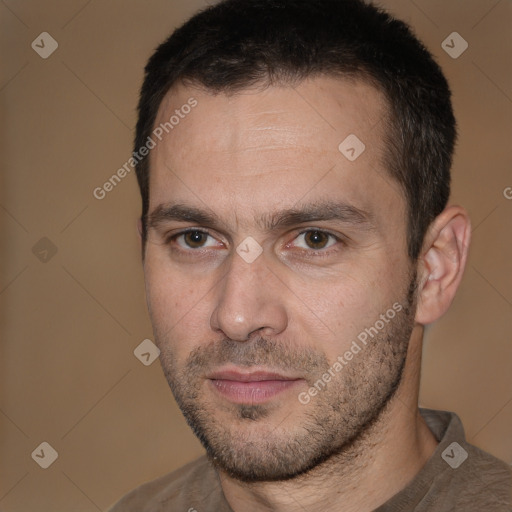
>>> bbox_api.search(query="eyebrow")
[147,200,375,233]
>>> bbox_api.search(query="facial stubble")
[157,275,417,482]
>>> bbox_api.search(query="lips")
[207,369,303,404]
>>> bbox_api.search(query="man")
[110,0,512,510]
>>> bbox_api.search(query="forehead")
[153,76,387,158]
[148,76,402,228]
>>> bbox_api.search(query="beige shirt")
[109,409,512,511]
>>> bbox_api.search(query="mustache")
[184,336,329,378]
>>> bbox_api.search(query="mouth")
[207,368,304,404]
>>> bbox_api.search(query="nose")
[210,249,288,341]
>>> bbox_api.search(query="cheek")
[145,247,199,311]
[144,254,216,349]
[289,265,406,360]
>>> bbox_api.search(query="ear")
[414,205,471,325]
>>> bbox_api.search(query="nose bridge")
[230,247,260,285]
[210,249,287,341]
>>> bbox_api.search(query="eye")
[292,229,339,251]
[173,229,220,249]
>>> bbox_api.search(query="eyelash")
[165,228,344,257]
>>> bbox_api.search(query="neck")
[219,326,438,512]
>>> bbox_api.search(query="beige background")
[0,0,511,510]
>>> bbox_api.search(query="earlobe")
[415,206,471,325]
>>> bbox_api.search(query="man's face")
[143,77,417,481]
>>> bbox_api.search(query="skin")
[139,76,471,511]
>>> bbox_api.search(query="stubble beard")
[156,275,417,483]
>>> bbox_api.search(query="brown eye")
[183,231,209,248]
[303,230,330,249]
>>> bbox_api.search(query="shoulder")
[450,443,512,507]
[420,408,512,509]
[108,456,222,512]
